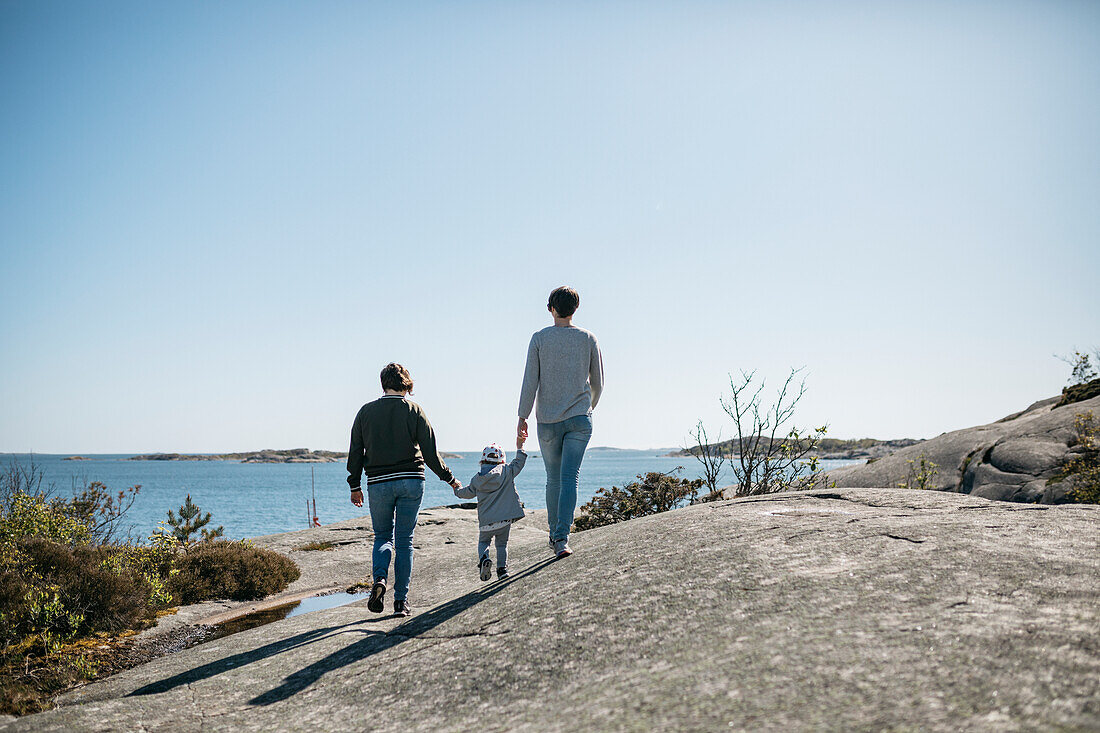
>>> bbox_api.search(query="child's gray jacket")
[453,451,527,529]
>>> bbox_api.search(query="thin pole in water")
[311,466,317,524]
[306,499,310,529]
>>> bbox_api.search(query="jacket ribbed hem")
[367,471,425,486]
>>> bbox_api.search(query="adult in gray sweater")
[517,286,604,557]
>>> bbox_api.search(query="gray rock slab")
[829,394,1100,503]
[3,490,1097,732]
[989,439,1071,475]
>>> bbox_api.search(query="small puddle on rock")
[192,591,364,648]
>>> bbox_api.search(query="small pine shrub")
[165,494,224,545]
[169,541,299,605]
[574,469,703,531]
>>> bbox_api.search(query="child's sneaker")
[367,578,386,613]
[496,566,509,580]
[479,554,493,581]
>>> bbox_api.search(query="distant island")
[63,455,90,461]
[128,448,463,463]
[667,437,922,460]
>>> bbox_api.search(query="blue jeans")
[538,414,593,542]
[366,478,424,602]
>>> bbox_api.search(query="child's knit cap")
[480,444,506,464]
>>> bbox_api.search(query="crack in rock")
[882,534,926,544]
[784,529,825,544]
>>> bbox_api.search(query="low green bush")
[574,469,703,531]
[16,539,152,638]
[0,462,298,716]
[1055,378,1100,409]
[169,541,299,605]
[1050,411,1100,504]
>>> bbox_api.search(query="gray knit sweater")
[518,325,604,424]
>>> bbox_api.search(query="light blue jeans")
[366,478,424,602]
[538,414,593,542]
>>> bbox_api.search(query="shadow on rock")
[129,621,370,697]
[126,556,557,703]
[248,556,558,706]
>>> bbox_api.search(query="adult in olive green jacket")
[347,363,460,617]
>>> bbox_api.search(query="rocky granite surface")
[2,489,1096,732]
[829,394,1100,503]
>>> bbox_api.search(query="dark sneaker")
[554,540,573,558]
[367,579,386,613]
[496,567,509,580]
[479,554,493,582]
[393,599,411,617]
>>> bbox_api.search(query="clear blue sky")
[2,1,1098,453]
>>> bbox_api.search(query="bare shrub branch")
[687,421,727,502]
[719,368,834,496]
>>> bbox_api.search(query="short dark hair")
[380,363,414,393]
[548,286,580,318]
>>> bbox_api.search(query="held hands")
[449,478,462,490]
[517,417,528,440]
[516,434,526,451]
[350,488,363,508]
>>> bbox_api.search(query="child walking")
[453,437,527,580]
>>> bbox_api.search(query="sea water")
[4,452,860,540]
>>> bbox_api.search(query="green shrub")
[0,460,297,715]
[1055,378,1100,409]
[0,492,92,549]
[1050,411,1100,504]
[897,454,939,491]
[169,541,299,605]
[13,539,152,639]
[574,469,703,531]
[1,461,140,547]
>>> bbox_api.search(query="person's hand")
[350,488,363,508]
[449,478,462,490]
[516,434,526,451]
[517,417,528,440]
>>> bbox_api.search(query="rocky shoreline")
[668,437,922,461]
